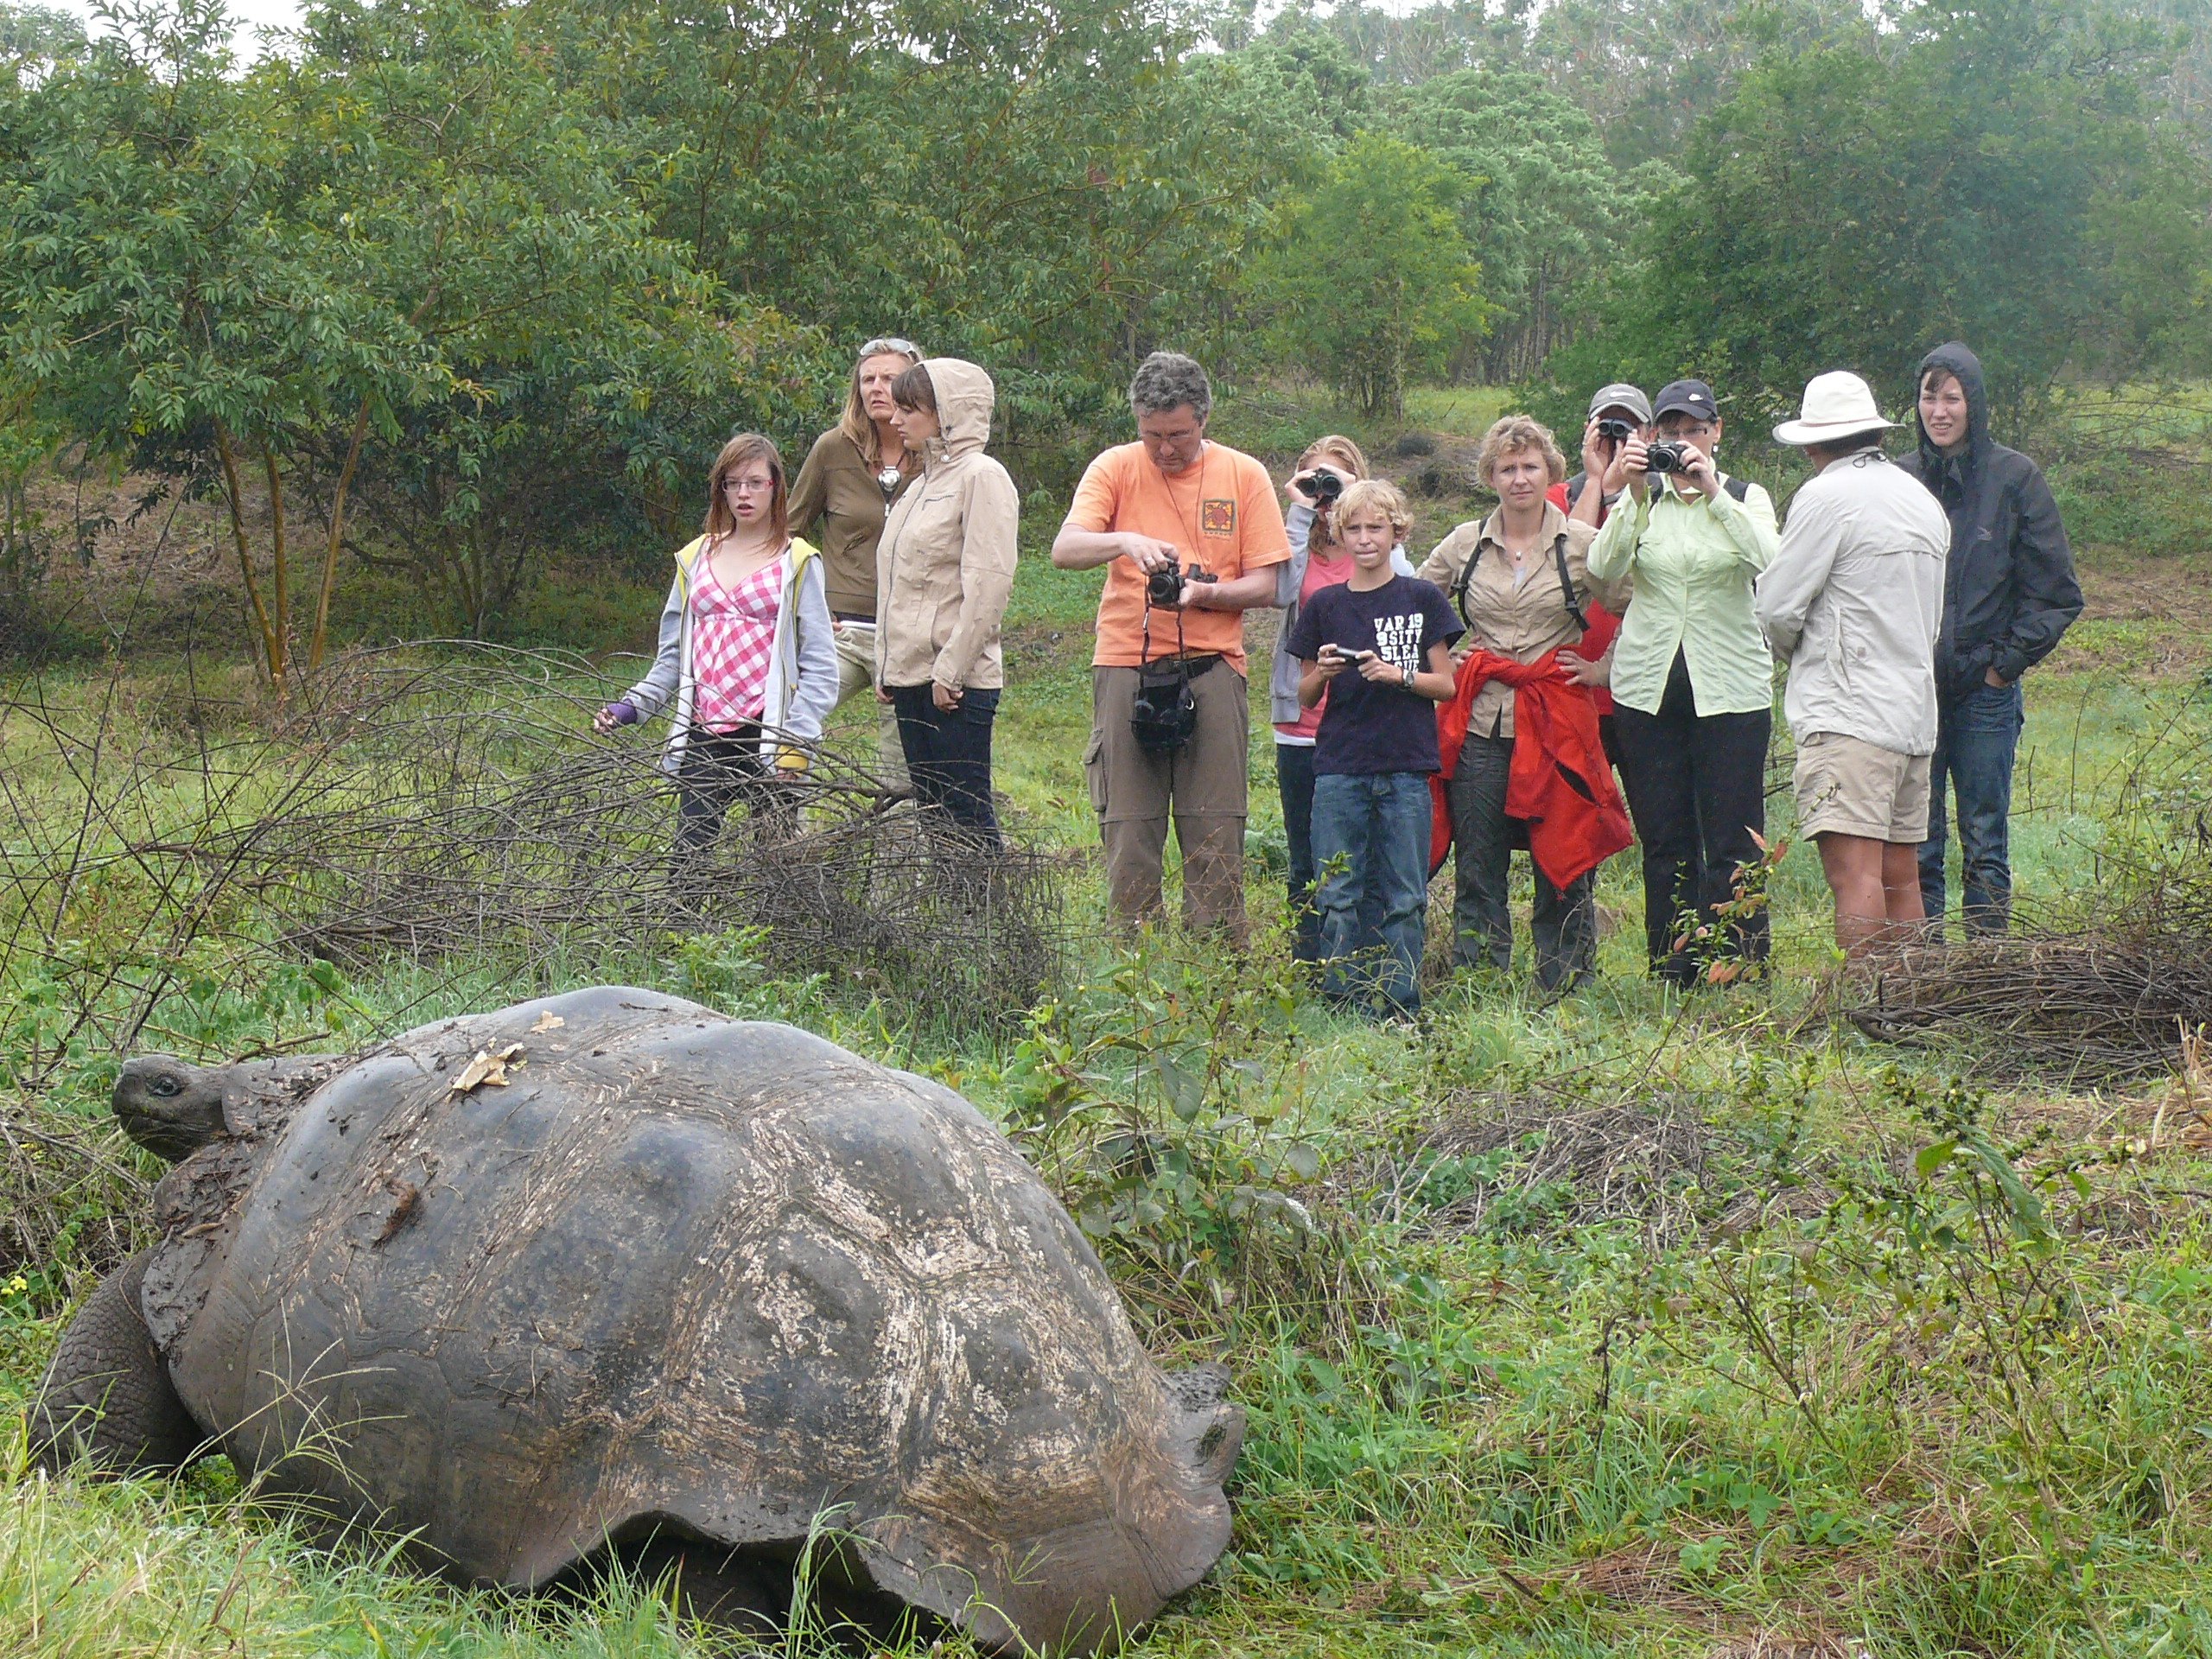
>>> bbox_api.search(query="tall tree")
[1387,68,1659,382]
[1249,132,1487,417]
[1531,0,2212,429]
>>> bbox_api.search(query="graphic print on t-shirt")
[1371,610,1428,677]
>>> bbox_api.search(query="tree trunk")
[308,398,372,675]
[213,423,286,692]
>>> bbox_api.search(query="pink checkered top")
[690,551,786,732]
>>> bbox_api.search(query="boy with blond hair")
[1285,480,1460,1016]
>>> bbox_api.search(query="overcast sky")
[48,0,310,50]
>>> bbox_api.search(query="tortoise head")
[113,1056,229,1161]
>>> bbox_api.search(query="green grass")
[4,385,2212,1659]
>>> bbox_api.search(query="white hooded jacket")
[874,359,1020,691]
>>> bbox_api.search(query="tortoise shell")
[146,987,1240,1654]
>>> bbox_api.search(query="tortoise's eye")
[149,1074,183,1098]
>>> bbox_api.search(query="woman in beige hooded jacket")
[874,358,1020,845]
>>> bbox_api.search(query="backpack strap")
[1552,533,1589,635]
[1453,531,1590,637]
[1724,474,1750,503]
[1450,538,1483,629]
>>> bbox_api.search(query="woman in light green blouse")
[1586,378,1781,986]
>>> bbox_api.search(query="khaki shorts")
[1794,731,1931,842]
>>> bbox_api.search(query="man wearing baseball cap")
[1587,378,1782,985]
[1756,372,1951,963]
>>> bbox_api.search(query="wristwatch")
[1402,665,1415,690]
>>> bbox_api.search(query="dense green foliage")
[1529,0,2212,428]
[2,0,2208,642]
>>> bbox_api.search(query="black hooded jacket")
[1897,343,2082,699]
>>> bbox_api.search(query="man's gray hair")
[1129,352,1212,422]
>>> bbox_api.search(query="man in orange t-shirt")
[1052,352,1291,936]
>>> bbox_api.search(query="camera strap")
[1138,587,1188,669]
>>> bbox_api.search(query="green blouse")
[1586,472,1782,718]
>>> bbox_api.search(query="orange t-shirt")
[1063,442,1291,672]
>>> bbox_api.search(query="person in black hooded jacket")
[1898,342,2082,934]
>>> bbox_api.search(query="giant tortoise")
[32,987,1242,1654]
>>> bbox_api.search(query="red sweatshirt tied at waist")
[1428,647,1634,891]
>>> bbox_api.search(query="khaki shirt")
[1416,502,1601,739]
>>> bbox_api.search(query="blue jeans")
[1918,679,2023,933]
[1276,742,1321,964]
[1311,772,1433,1016]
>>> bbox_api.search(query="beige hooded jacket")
[874,359,1019,692]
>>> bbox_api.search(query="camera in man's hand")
[1644,440,1695,474]
[1296,467,1344,506]
[1146,557,1215,607]
[1595,417,1636,443]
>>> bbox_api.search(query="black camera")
[1146,557,1213,607]
[1595,417,1635,442]
[1645,440,1695,474]
[1299,467,1345,505]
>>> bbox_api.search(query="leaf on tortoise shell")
[528,1012,565,1033]
[449,1043,525,1095]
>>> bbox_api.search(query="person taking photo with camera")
[1052,353,1291,938]
[1587,379,1782,987]
[874,358,1019,849]
[1550,382,1653,764]
[1899,342,2082,936]
[1285,480,1460,1018]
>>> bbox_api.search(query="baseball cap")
[1586,383,1652,424]
[1652,379,1719,423]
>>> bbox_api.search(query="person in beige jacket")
[874,358,1019,846]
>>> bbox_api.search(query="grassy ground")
[3,387,2212,1657]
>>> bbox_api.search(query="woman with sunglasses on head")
[595,435,839,860]
[787,335,925,793]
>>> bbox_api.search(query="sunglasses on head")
[858,337,921,362]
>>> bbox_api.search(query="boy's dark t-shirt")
[1284,574,1463,776]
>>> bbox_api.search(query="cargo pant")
[1085,664,1249,938]
[830,620,912,794]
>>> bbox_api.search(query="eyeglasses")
[857,337,922,363]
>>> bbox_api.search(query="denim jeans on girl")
[1310,771,1433,1016]
[1918,677,2024,933]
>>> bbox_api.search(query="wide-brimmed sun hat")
[1772,371,1896,446]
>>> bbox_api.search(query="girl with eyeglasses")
[596,435,839,857]
[787,335,926,794]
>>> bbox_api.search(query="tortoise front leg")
[30,1250,203,1474]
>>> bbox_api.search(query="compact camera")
[1147,557,1215,607]
[1644,440,1695,474]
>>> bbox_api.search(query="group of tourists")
[596,337,2081,1016]
[595,343,1018,850]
